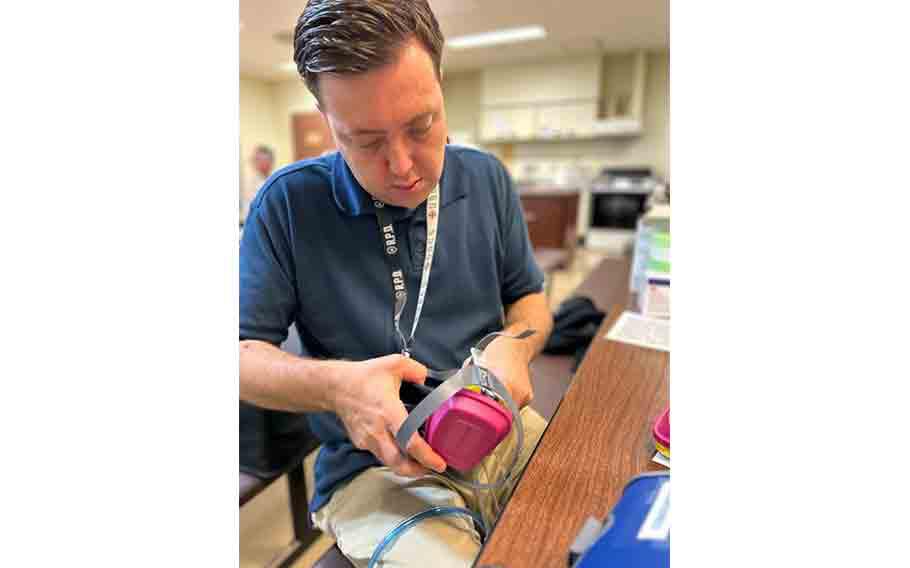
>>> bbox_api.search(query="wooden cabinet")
[519,191,579,249]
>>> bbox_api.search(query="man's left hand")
[477,335,534,408]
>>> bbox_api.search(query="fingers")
[368,353,428,385]
[354,396,444,477]
[372,433,428,477]
[351,354,445,476]
[518,387,533,408]
[405,432,448,473]
[505,381,532,408]
[393,355,429,385]
[508,381,532,408]
[388,402,447,473]
[349,415,427,477]
[508,372,533,408]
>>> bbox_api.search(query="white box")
[638,272,670,319]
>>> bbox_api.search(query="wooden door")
[292,112,336,161]
[520,193,579,249]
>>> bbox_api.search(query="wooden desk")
[475,290,669,567]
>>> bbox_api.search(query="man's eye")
[359,140,383,151]
[410,123,432,138]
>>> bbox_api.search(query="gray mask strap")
[473,329,536,353]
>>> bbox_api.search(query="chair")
[240,326,349,567]
[313,545,353,568]
[239,460,320,568]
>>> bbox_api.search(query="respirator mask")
[395,329,534,489]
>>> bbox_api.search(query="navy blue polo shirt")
[239,145,544,512]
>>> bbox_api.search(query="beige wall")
[239,75,320,174]
[240,50,669,181]
[239,76,279,174]
[270,79,320,168]
[441,71,482,146]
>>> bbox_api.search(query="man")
[240,145,275,224]
[239,1,553,565]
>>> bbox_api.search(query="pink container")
[652,407,670,449]
[424,389,513,472]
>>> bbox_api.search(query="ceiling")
[240,0,668,82]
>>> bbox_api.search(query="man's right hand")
[330,354,447,477]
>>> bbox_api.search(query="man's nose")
[386,136,414,178]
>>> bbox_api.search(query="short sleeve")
[239,184,298,345]
[493,159,546,305]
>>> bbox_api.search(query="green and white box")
[631,206,670,319]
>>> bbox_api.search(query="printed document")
[606,311,670,352]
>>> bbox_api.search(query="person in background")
[240,145,275,225]
[239,1,553,566]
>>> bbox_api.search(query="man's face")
[253,152,273,177]
[317,38,448,209]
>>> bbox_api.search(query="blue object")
[573,473,670,567]
[368,506,486,568]
[239,146,545,513]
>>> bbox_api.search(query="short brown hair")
[293,0,445,104]
[254,145,274,161]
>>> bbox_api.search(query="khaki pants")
[312,407,547,567]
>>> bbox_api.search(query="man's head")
[293,0,448,209]
[252,145,274,177]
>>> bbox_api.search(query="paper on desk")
[652,452,670,468]
[606,311,670,352]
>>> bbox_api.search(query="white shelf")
[479,51,648,144]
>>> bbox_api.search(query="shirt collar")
[330,146,467,217]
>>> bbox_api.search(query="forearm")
[501,291,554,364]
[239,339,344,413]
